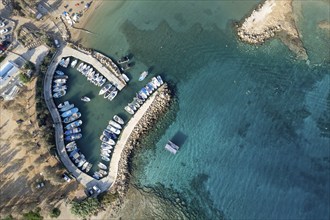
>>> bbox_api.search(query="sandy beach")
[237,0,308,60]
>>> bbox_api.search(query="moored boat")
[78,158,86,167]
[82,161,89,170]
[113,115,124,125]
[99,170,107,176]
[61,107,79,118]
[157,75,164,85]
[55,70,64,76]
[98,162,107,170]
[107,125,121,135]
[63,112,81,123]
[60,104,74,112]
[65,120,82,129]
[103,129,118,140]
[121,73,129,82]
[71,59,78,68]
[109,120,122,130]
[101,155,110,162]
[108,90,118,101]
[65,127,81,135]
[139,71,148,81]
[54,78,67,84]
[152,77,161,87]
[124,105,134,115]
[53,90,66,98]
[100,135,115,145]
[118,55,129,64]
[58,101,70,108]
[65,133,82,141]
[86,163,92,172]
[53,85,67,93]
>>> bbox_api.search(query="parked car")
[92,185,101,194]
[62,173,72,182]
[0,29,8,35]
[54,39,60,48]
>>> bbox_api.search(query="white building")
[0,61,19,87]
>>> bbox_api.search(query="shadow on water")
[83,91,95,99]
[148,66,155,73]
[170,131,188,147]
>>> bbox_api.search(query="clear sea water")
[77,1,330,219]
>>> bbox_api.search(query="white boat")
[108,90,118,101]
[101,149,111,154]
[152,77,160,87]
[99,83,112,95]
[113,115,124,125]
[101,156,110,162]
[107,125,120,135]
[81,96,91,102]
[71,59,78,68]
[98,162,107,170]
[63,57,70,68]
[100,135,115,145]
[60,104,74,112]
[78,158,86,167]
[99,170,107,176]
[58,101,70,108]
[125,106,134,115]
[86,163,92,172]
[104,90,111,99]
[101,143,113,149]
[77,63,84,71]
[99,78,106,87]
[93,172,101,180]
[121,73,129,82]
[82,162,89,170]
[139,71,148,81]
[54,78,66,84]
[109,120,122,130]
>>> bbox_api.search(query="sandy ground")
[318,20,330,30]
[237,0,308,60]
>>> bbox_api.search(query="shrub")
[70,198,100,218]
[50,207,61,218]
[98,191,119,206]
[22,209,43,220]
[19,72,31,84]
[24,61,36,71]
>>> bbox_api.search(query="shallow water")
[77,1,330,219]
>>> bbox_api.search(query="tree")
[24,61,36,71]
[50,207,61,218]
[70,198,100,218]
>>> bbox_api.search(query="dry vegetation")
[0,79,78,218]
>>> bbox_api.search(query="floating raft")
[165,141,179,154]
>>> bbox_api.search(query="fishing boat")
[98,162,107,170]
[58,101,70,108]
[81,96,91,102]
[53,90,66,98]
[108,90,118,101]
[53,86,67,93]
[124,105,134,115]
[109,120,122,130]
[65,120,82,129]
[118,55,129,64]
[100,135,115,145]
[55,70,64,76]
[101,155,110,162]
[64,127,81,135]
[157,75,164,85]
[65,133,82,141]
[63,112,81,123]
[60,104,74,112]
[139,71,148,81]
[113,115,124,125]
[61,107,79,118]
[107,125,120,135]
[86,163,92,172]
[71,59,78,68]
[121,73,129,82]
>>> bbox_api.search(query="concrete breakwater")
[110,84,172,200]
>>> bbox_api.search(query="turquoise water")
[80,1,330,219]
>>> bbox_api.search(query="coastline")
[236,0,308,60]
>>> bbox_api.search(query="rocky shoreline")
[104,84,172,215]
[236,0,308,60]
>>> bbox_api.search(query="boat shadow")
[170,131,188,147]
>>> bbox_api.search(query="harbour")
[44,44,170,191]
